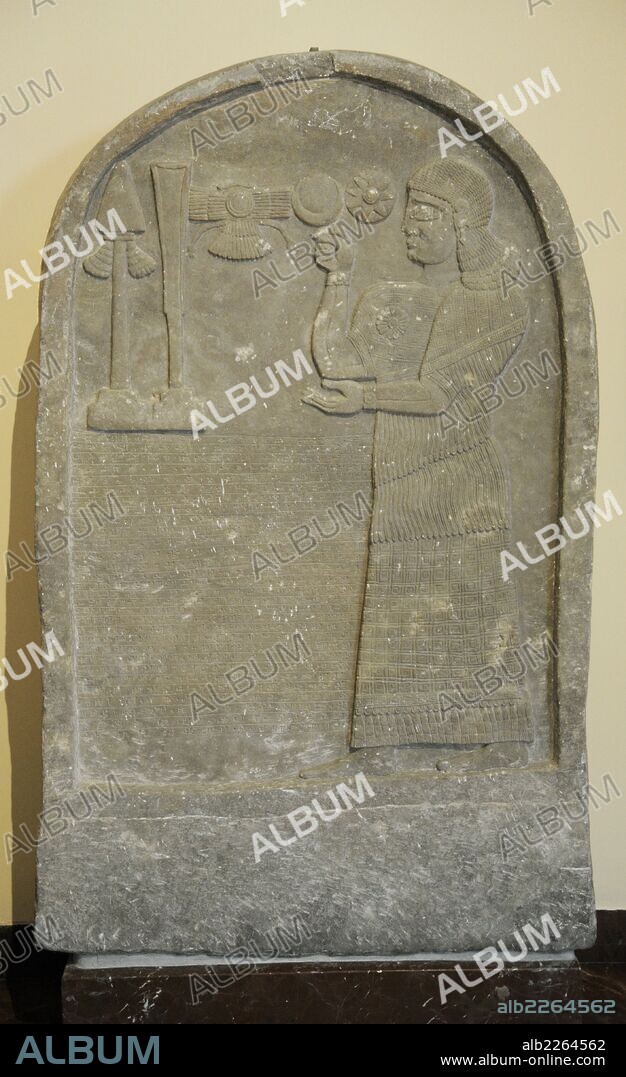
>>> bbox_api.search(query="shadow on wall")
[5,327,44,925]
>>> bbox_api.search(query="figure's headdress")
[408,158,504,279]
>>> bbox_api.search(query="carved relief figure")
[305,158,533,769]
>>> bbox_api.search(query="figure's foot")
[436,742,529,774]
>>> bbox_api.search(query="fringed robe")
[348,276,533,746]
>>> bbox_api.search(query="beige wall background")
[1,0,624,923]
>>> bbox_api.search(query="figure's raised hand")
[303,379,364,415]
[313,228,355,274]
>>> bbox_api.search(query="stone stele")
[35,52,598,957]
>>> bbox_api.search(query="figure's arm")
[303,375,447,417]
[311,233,370,381]
[363,374,450,415]
[366,325,529,415]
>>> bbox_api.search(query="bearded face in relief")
[402,191,457,266]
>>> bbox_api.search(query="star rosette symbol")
[376,306,409,342]
[345,171,396,224]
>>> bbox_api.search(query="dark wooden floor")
[1,912,624,1025]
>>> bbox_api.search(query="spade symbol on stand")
[84,161,156,429]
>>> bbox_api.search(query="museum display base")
[62,952,626,1024]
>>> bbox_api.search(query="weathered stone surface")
[36,51,597,955]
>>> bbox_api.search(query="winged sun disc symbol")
[189,184,291,260]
